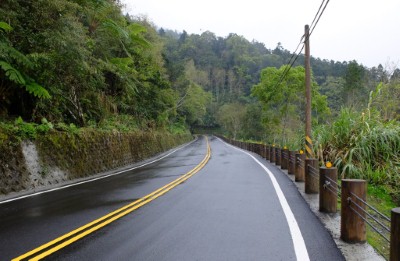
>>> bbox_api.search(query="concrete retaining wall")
[0,131,192,196]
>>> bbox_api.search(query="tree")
[252,65,330,144]
[180,83,212,127]
[0,21,50,116]
[391,68,400,82]
[319,76,345,116]
[0,0,180,129]
[343,60,366,108]
[216,103,246,139]
[242,101,264,140]
[369,82,400,121]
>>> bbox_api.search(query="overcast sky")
[121,0,400,69]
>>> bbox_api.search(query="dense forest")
[1,2,399,257]
[1,0,189,133]
[1,0,398,135]
[1,0,400,198]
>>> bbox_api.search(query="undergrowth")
[366,184,395,260]
[314,108,400,204]
[0,115,191,145]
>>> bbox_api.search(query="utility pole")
[304,25,313,158]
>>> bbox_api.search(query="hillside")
[1,0,399,140]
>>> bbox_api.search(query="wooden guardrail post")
[276,148,281,166]
[265,145,270,160]
[341,179,367,243]
[281,148,289,170]
[319,167,338,213]
[305,158,319,194]
[288,151,296,175]
[262,144,265,157]
[391,207,400,261]
[270,146,276,163]
[295,152,305,182]
[258,144,263,157]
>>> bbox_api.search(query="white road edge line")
[0,136,199,205]
[217,137,310,261]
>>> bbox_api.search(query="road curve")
[0,135,344,260]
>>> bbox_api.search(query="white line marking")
[0,137,198,205]
[218,138,310,261]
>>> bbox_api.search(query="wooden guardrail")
[218,136,399,261]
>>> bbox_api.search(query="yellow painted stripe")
[13,137,211,261]
[305,136,313,145]
[305,145,314,157]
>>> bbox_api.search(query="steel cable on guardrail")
[323,175,341,198]
[348,192,391,243]
[289,154,296,164]
[307,164,319,179]
[296,157,304,169]
[350,191,391,223]
[323,184,338,197]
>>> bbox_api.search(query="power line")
[270,37,304,91]
[310,0,330,36]
[269,0,331,90]
[275,44,304,88]
[310,0,326,30]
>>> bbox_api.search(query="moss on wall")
[0,130,192,196]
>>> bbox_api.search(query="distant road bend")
[0,135,344,260]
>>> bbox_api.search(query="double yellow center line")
[13,136,211,261]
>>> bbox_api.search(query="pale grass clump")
[314,108,400,201]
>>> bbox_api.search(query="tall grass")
[314,108,400,203]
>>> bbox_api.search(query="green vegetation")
[0,0,210,132]
[313,88,400,204]
[1,1,399,258]
[366,184,396,260]
[1,0,398,211]
[252,65,330,146]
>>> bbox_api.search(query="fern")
[0,61,51,98]
[127,23,150,48]
[0,22,13,32]
[110,57,134,70]
[101,19,129,40]
[25,82,51,99]
[0,21,50,99]
[0,61,26,85]
[0,43,34,68]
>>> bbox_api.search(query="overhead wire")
[270,0,330,89]
[309,0,327,31]
[310,0,330,36]
[270,36,304,91]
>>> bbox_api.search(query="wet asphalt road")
[0,136,344,260]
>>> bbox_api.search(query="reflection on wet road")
[0,136,207,260]
[0,136,344,261]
